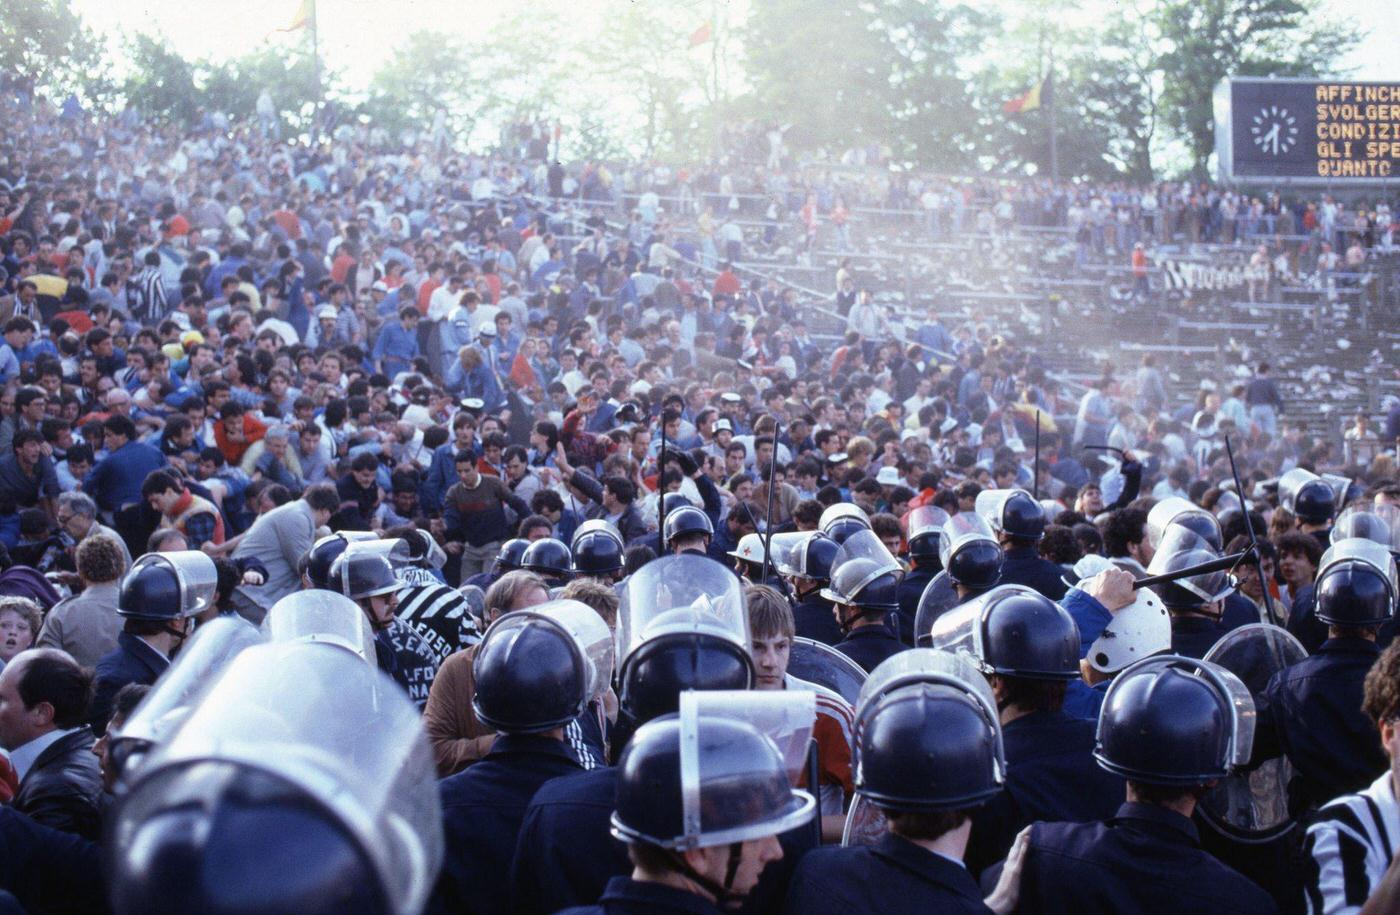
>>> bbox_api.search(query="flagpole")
[710,0,719,162]
[311,0,322,140]
[1048,49,1059,181]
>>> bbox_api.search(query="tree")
[120,33,200,123]
[0,0,106,101]
[203,47,322,128]
[1155,0,1357,175]
[362,31,486,141]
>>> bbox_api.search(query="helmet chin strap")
[666,842,747,911]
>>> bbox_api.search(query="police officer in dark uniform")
[521,537,574,591]
[977,490,1067,601]
[928,587,1126,875]
[896,506,948,646]
[1144,523,1237,659]
[824,530,907,673]
[913,514,1005,646]
[509,555,757,915]
[571,520,626,585]
[556,710,815,915]
[783,649,1022,914]
[89,551,218,736]
[1002,654,1277,914]
[663,504,716,557]
[0,807,107,915]
[777,531,844,646]
[1254,538,1396,816]
[434,601,611,914]
[105,640,442,915]
[465,537,531,590]
[1279,468,1339,547]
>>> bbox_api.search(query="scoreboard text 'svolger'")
[1214,77,1400,184]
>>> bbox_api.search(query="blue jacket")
[0,807,107,915]
[1256,637,1387,816]
[434,735,583,915]
[557,876,724,915]
[90,631,169,736]
[896,564,938,646]
[510,766,626,915]
[993,803,1277,914]
[998,546,1069,601]
[834,621,907,674]
[965,711,1124,876]
[84,440,167,512]
[793,592,843,646]
[421,440,474,515]
[784,833,992,915]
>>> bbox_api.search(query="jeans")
[1249,405,1278,440]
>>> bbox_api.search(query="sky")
[72,0,1396,92]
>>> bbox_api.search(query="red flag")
[689,21,713,47]
[1002,78,1047,116]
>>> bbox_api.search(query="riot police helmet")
[975,488,1046,542]
[521,537,573,584]
[663,505,714,548]
[1314,538,1398,627]
[117,551,218,621]
[929,585,1080,680]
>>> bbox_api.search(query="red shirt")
[214,414,268,465]
[330,253,356,284]
[712,271,741,298]
[417,279,440,315]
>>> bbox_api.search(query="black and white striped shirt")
[1305,771,1400,914]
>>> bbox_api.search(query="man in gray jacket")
[36,534,127,668]
[229,483,340,624]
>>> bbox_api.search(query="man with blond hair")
[36,535,127,667]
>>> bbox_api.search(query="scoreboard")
[1214,77,1400,184]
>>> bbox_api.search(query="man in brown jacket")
[421,570,550,775]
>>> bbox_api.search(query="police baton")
[1224,434,1280,627]
[1132,549,1251,591]
[761,416,779,585]
[657,404,668,558]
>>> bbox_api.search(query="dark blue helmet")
[306,532,376,591]
[946,540,1003,590]
[496,538,531,574]
[473,614,588,734]
[858,684,1004,810]
[521,538,573,583]
[778,532,840,582]
[571,527,625,576]
[1314,539,1397,628]
[612,713,814,855]
[108,762,392,915]
[976,489,1046,542]
[620,636,753,724]
[118,552,217,621]
[968,587,1081,680]
[1095,655,1252,785]
[824,517,870,546]
[1294,480,1337,526]
[663,505,713,547]
[906,506,949,565]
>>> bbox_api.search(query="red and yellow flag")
[1003,78,1045,115]
[277,0,314,32]
[689,21,713,48]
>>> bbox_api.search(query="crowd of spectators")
[0,89,1392,613]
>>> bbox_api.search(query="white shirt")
[428,284,463,322]
[8,727,80,781]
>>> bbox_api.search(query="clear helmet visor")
[786,637,868,706]
[1277,467,1322,516]
[680,690,816,784]
[938,512,998,571]
[1333,504,1400,553]
[1146,524,1235,602]
[1318,538,1399,602]
[973,488,1032,534]
[819,502,871,534]
[126,642,443,915]
[617,554,749,664]
[768,532,811,577]
[906,505,950,542]
[111,614,266,777]
[1146,497,1217,550]
[521,599,615,704]
[927,584,1043,672]
[262,590,377,668]
[829,529,901,594]
[131,550,219,618]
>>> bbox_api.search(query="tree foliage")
[1155,0,1359,175]
[0,0,106,101]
